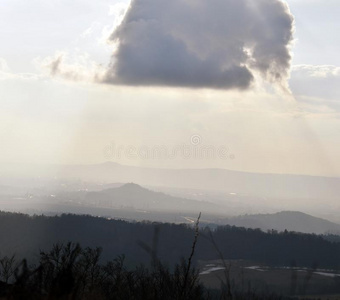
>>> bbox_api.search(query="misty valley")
[1,0,340,298]
[1,163,340,299]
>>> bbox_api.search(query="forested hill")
[0,211,340,269]
[223,211,340,234]
[83,182,220,213]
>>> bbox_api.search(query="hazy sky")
[0,0,339,176]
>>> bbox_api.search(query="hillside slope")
[224,211,340,234]
[83,183,221,213]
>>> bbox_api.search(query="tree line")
[0,211,339,270]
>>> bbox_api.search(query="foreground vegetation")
[0,242,295,300]
[1,211,340,298]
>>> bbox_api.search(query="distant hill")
[2,163,340,221]
[223,211,340,234]
[2,162,340,201]
[83,183,221,213]
[63,163,340,200]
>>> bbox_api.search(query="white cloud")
[290,65,340,101]
[0,58,14,80]
[292,65,340,78]
[80,22,100,39]
[0,58,39,81]
[100,2,130,46]
[0,58,10,73]
[39,51,106,83]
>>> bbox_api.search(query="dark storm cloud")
[102,0,294,90]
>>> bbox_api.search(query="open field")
[199,260,340,297]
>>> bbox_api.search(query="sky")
[0,0,339,176]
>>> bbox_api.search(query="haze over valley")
[1,162,340,234]
[1,0,340,298]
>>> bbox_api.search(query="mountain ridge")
[224,211,340,234]
[83,182,221,213]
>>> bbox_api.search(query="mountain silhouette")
[224,211,340,234]
[84,183,220,213]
